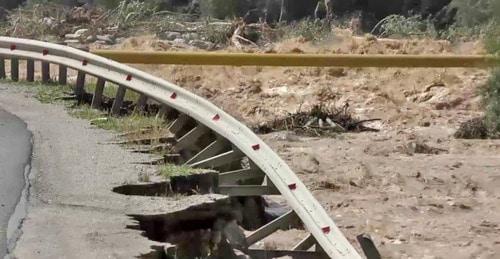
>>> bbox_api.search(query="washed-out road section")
[0,83,222,258]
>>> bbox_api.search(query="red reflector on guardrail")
[322,226,331,234]
[212,114,220,121]
[252,144,260,150]
[126,74,132,81]
[170,92,177,99]
[10,44,16,51]
[42,49,49,55]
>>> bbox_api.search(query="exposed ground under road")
[0,107,31,258]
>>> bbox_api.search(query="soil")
[95,32,500,258]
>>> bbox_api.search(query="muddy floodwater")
[0,107,31,258]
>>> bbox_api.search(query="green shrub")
[376,14,437,38]
[450,0,495,27]
[201,21,233,44]
[480,0,499,136]
[112,0,158,29]
[484,23,500,54]
[283,19,332,42]
[483,70,500,134]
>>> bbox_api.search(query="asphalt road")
[0,107,31,258]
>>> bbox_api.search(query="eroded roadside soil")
[0,84,225,258]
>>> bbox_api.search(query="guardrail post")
[41,61,50,83]
[11,58,19,82]
[58,43,67,85]
[75,71,86,101]
[91,78,105,109]
[0,58,5,79]
[135,94,148,113]
[58,64,67,85]
[111,85,126,115]
[27,59,35,82]
[75,46,89,102]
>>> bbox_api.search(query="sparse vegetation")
[282,19,333,42]
[482,70,500,136]
[111,0,158,29]
[200,20,233,44]
[6,80,165,136]
[1,80,73,103]
[158,164,200,178]
[69,105,105,120]
[85,82,140,102]
[254,103,379,137]
[375,14,437,38]
[70,105,166,133]
[480,0,499,137]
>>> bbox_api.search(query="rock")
[64,39,81,44]
[263,197,290,222]
[96,34,115,44]
[74,28,89,37]
[158,31,182,41]
[94,40,108,45]
[248,80,262,94]
[172,38,186,45]
[327,68,347,77]
[183,32,200,41]
[340,163,373,187]
[297,153,320,174]
[222,220,248,252]
[41,17,57,29]
[272,131,299,142]
[65,34,80,40]
[189,40,212,50]
[263,86,289,97]
[419,121,431,127]
[404,141,448,155]
[85,35,97,43]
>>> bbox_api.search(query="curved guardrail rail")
[0,37,362,259]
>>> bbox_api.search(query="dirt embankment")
[96,33,500,258]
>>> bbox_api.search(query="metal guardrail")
[92,50,500,67]
[0,37,363,259]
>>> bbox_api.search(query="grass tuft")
[159,164,201,178]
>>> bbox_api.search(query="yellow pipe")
[91,50,500,68]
